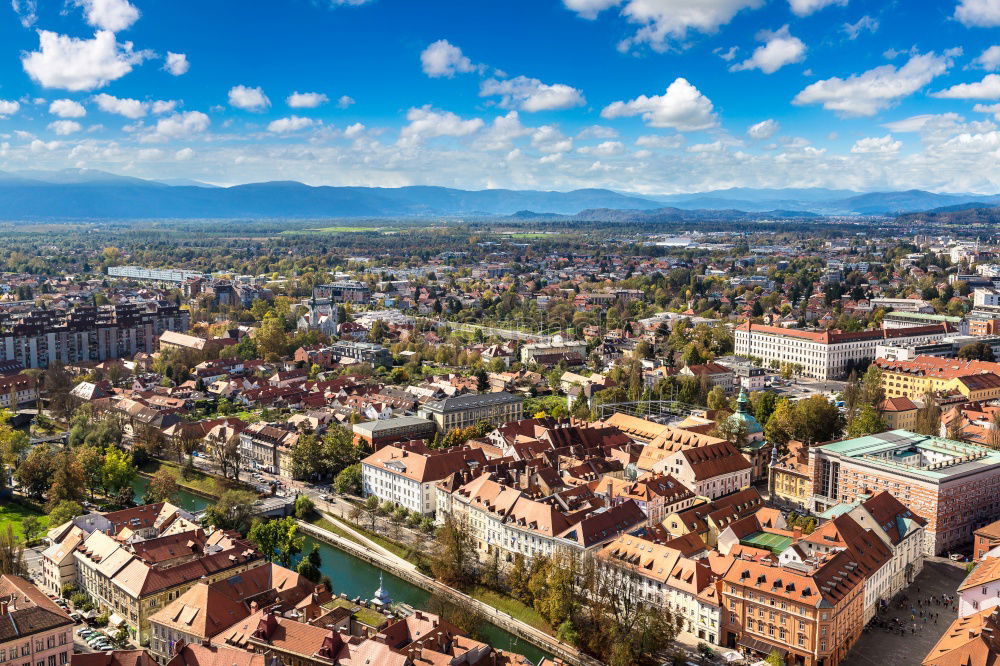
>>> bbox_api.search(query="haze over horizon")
[1,0,1000,194]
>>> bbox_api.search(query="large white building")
[361,442,487,514]
[734,322,955,379]
[659,440,752,499]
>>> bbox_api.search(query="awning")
[721,651,745,663]
[737,636,787,658]
[109,613,125,627]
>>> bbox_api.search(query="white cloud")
[933,74,1000,99]
[974,103,1000,120]
[268,116,316,133]
[747,118,779,139]
[843,15,879,39]
[146,111,210,142]
[49,99,86,118]
[0,101,21,118]
[480,76,585,112]
[398,106,484,146]
[793,52,952,116]
[337,95,355,109]
[420,40,477,78]
[715,46,739,61]
[883,113,963,132]
[11,0,37,27]
[576,125,619,139]
[635,134,684,149]
[562,0,621,19]
[955,0,1000,27]
[531,126,573,154]
[93,93,147,118]
[48,120,82,135]
[30,139,60,152]
[151,100,177,115]
[73,0,139,32]
[730,25,805,74]
[137,148,163,160]
[788,0,846,16]
[614,0,763,51]
[601,78,717,131]
[851,134,901,153]
[22,30,150,92]
[343,122,365,138]
[287,92,329,108]
[164,52,189,76]
[228,85,270,111]
[476,111,532,151]
[974,46,1000,71]
[175,147,194,160]
[578,140,625,156]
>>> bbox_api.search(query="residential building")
[660,488,766,547]
[880,397,918,430]
[876,356,1000,400]
[660,441,753,499]
[0,302,188,369]
[846,491,926,600]
[418,391,523,432]
[808,430,1000,554]
[239,422,299,476]
[720,551,866,666]
[959,557,1000,617]
[108,266,207,283]
[734,322,954,380]
[314,281,371,304]
[768,441,812,510]
[0,576,74,666]
[362,442,488,514]
[324,341,391,368]
[589,473,698,526]
[975,519,1000,561]
[519,338,588,365]
[0,372,38,409]
[923,607,1000,666]
[680,363,736,392]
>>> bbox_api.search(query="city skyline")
[0,0,999,194]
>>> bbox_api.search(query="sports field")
[740,531,793,554]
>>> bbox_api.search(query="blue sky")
[0,0,999,193]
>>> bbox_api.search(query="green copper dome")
[727,387,763,435]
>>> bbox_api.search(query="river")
[129,477,550,663]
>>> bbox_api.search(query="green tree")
[48,500,83,528]
[21,516,42,544]
[76,446,105,500]
[847,404,888,438]
[256,314,290,360]
[294,495,316,519]
[958,341,996,362]
[46,450,85,509]
[248,516,302,567]
[322,425,361,477]
[0,525,26,576]
[101,448,136,496]
[430,513,475,588]
[291,432,325,480]
[362,495,380,531]
[144,469,178,503]
[706,386,728,411]
[296,544,323,583]
[202,490,258,533]
[334,464,362,495]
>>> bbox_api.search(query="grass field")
[0,500,49,539]
[324,597,389,628]
[141,459,224,497]
[506,232,552,239]
[470,586,554,634]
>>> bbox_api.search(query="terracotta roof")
[881,396,917,412]
[924,607,1000,666]
[637,428,727,471]
[362,444,487,484]
[71,650,158,666]
[678,441,753,481]
[165,642,266,666]
[961,558,1000,592]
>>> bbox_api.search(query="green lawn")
[0,500,49,540]
[141,459,224,497]
[470,586,554,634]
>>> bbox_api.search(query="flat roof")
[353,416,435,434]
[883,312,963,323]
[818,430,1000,482]
[740,531,793,554]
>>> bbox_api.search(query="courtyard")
[843,559,969,666]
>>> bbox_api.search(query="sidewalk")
[319,510,418,572]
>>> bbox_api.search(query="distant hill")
[0,169,996,219]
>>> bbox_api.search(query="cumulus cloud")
[268,116,316,133]
[49,99,86,118]
[22,30,150,92]
[973,103,1000,120]
[531,125,573,154]
[164,52,189,76]
[146,111,210,141]
[730,25,805,74]
[93,93,148,118]
[73,0,140,32]
[793,52,952,116]
[974,46,1000,71]
[0,101,21,118]
[287,92,329,108]
[747,118,779,139]
[843,15,879,39]
[788,0,846,16]
[933,74,1000,99]
[578,140,625,156]
[337,95,355,109]
[48,120,82,135]
[420,39,478,78]
[851,134,902,153]
[601,78,717,131]
[398,106,484,146]
[577,125,619,140]
[614,0,763,51]
[480,76,585,112]
[152,100,177,115]
[955,0,1000,27]
[562,0,621,19]
[476,111,532,151]
[635,134,684,149]
[228,85,270,111]
[175,147,194,160]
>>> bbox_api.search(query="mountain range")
[0,169,998,219]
